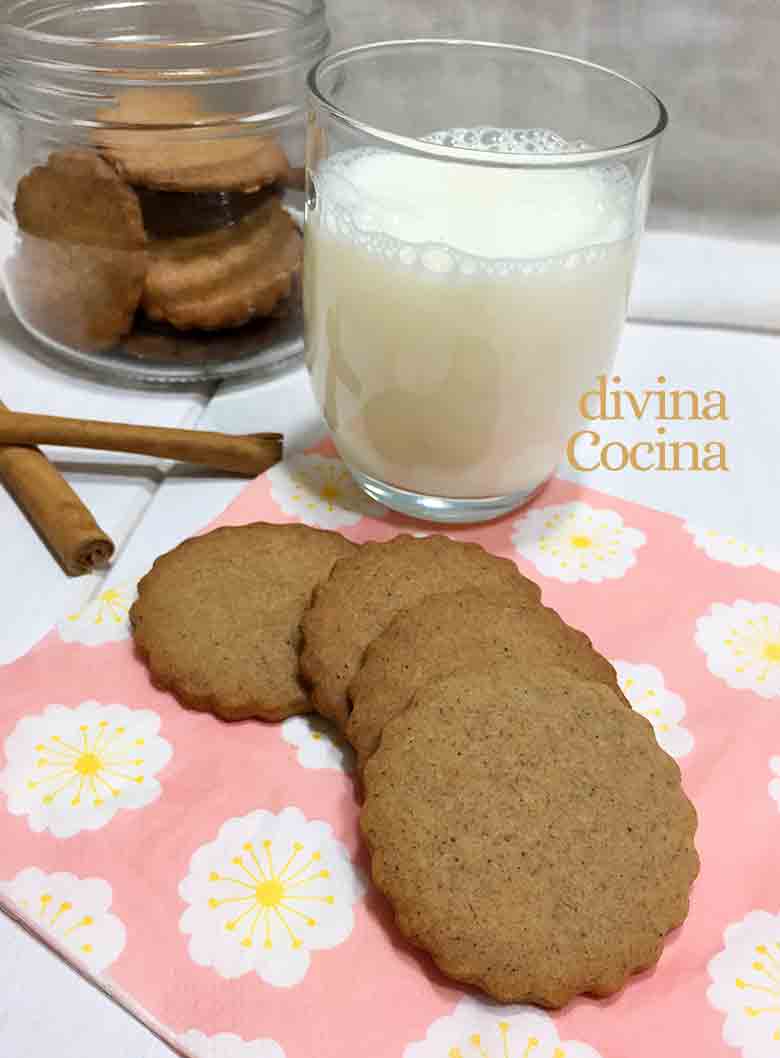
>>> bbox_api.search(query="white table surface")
[1,231,778,1057]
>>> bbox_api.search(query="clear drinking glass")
[304,40,667,523]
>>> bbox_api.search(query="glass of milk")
[304,41,666,523]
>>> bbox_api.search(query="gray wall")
[324,1,779,242]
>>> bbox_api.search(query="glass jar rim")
[1,0,327,51]
[308,39,668,167]
[0,0,330,127]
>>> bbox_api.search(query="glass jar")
[0,0,329,385]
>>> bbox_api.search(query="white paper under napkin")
[631,231,779,332]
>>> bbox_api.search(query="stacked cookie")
[11,88,301,353]
[130,523,699,1007]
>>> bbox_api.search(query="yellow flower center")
[570,535,593,549]
[30,722,144,807]
[319,483,342,502]
[449,1024,530,1058]
[255,878,285,908]
[763,641,780,663]
[99,588,122,603]
[209,840,334,950]
[74,752,102,776]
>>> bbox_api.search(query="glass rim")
[0,0,327,53]
[307,39,669,167]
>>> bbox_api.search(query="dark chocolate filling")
[136,185,276,239]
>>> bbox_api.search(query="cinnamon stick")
[0,410,283,477]
[0,400,114,576]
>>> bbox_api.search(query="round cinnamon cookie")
[347,587,626,774]
[130,523,356,721]
[141,194,301,330]
[96,88,290,193]
[12,149,147,350]
[299,535,541,731]
[15,149,146,250]
[361,661,699,1007]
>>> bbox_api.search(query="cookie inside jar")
[130,183,302,359]
[9,88,305,370]
[100,88,303,364]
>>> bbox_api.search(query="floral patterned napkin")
[1,444,779,1058]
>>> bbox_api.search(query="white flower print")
[613,661,694,759]
[0,701,173,838]
[179,806,365,987]
[58,583,137,645]
[511,502,645,584]
[178,1029,286,1058]
[0,867,126,973]
[404,996,603,1058]
[267,453,386,529]
[769,757,780,811]
[696,601,780,699]
[684,524,780,572]
[281,715,354,773]
[708,909,780,1058]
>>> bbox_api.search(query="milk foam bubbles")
[317,133,632,266]
[304,128,638,500]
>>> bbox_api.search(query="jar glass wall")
[0,0,329,384]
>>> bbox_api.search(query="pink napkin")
[1,444,779,1058]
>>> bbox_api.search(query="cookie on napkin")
[361,660,699,1007]
[299,534,542,730]
[130,523,356,721]
[347,587,626,774]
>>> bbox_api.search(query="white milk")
[304,128,637,499]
